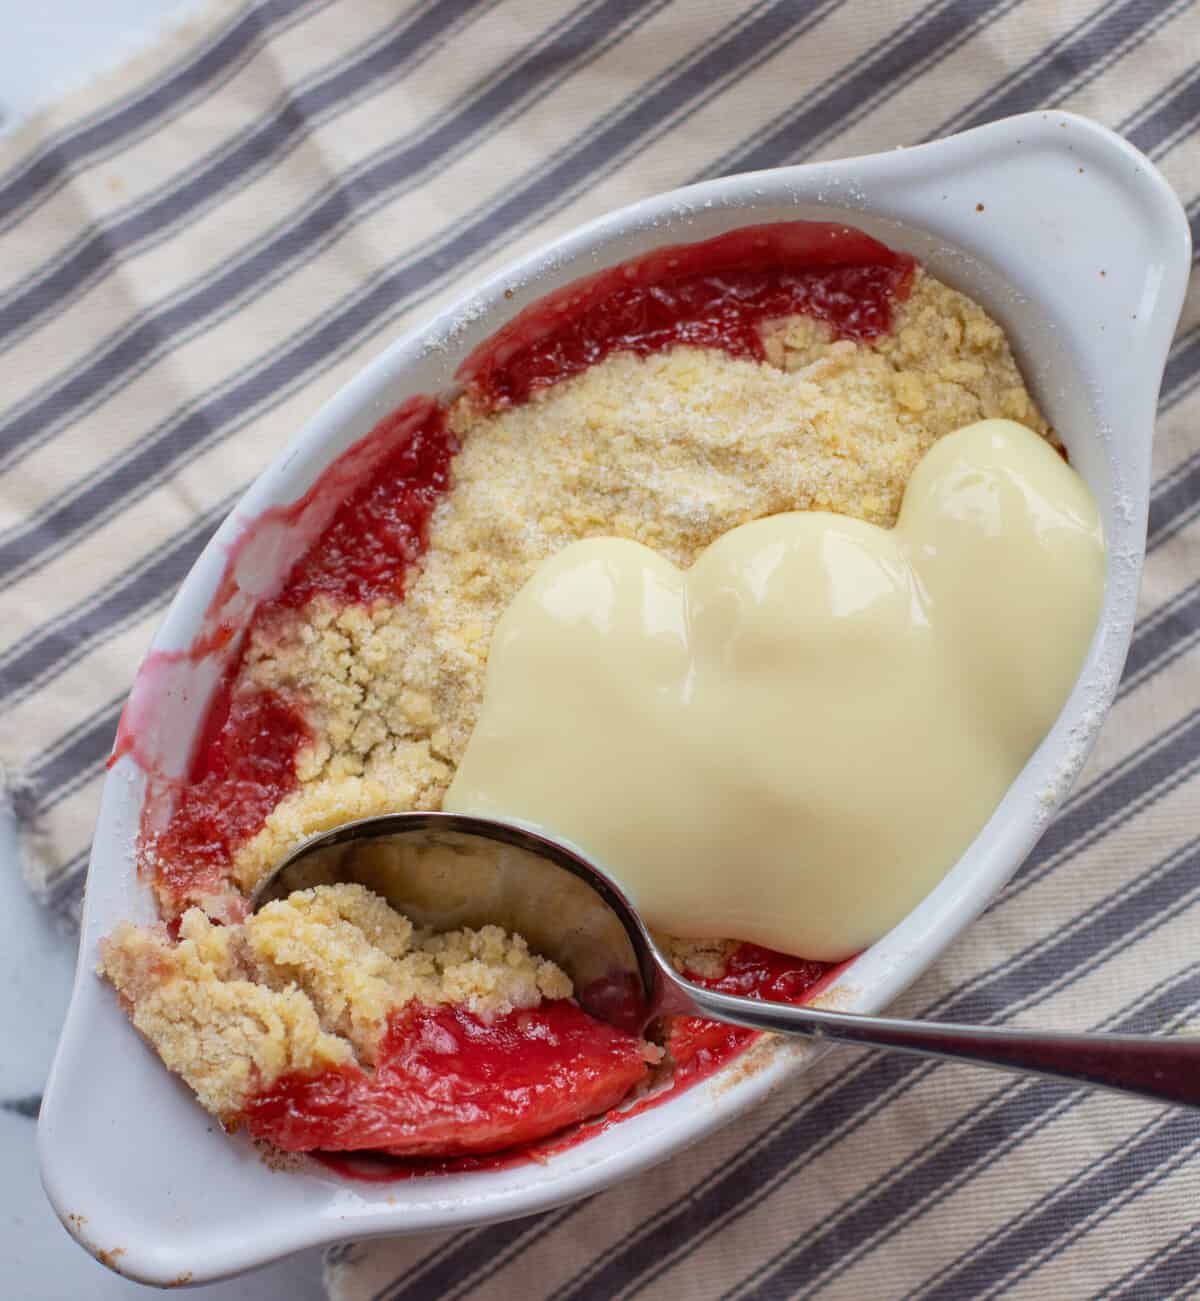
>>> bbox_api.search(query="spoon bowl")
[253,812,660,1033]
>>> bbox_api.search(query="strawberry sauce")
[243,1000,651,1158]
[458,221,914,409]
[267,400,457,612]
[666,944,834,1091]
[151,682,311,905]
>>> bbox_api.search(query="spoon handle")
[679,985,1200,1108]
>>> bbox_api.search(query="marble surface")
[0,5,324,1294]
[0,804,328,1297]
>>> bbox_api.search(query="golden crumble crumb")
[892,371,928,413]
[660,935,741,980]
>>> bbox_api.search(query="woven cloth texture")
[1,0,1198,1296]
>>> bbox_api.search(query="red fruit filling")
[458,220,914,409]
[242,1001,650,1157]
[143,402,456,907]
[668,944,834,1089]
[297,943,836,1175]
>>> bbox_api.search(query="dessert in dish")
[100,221,1101,1163]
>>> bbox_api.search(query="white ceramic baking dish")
[39,112,1190,1286]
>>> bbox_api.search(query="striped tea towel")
[1,0,1198,1295]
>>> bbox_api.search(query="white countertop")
[0,3,326,1294]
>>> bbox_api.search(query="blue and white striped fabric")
[1,0,1197,1295]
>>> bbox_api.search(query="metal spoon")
[252,811,1200,1108]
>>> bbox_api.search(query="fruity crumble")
[101,223,1053,1163]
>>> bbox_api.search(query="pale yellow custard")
[446,419,1105,960]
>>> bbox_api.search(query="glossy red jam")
[458,221,914,409]
[243,1000,650,1156]
[267,401,457,612]
[149,681,310,904]
[305,943,836,1177]
[667,943,833,1089]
